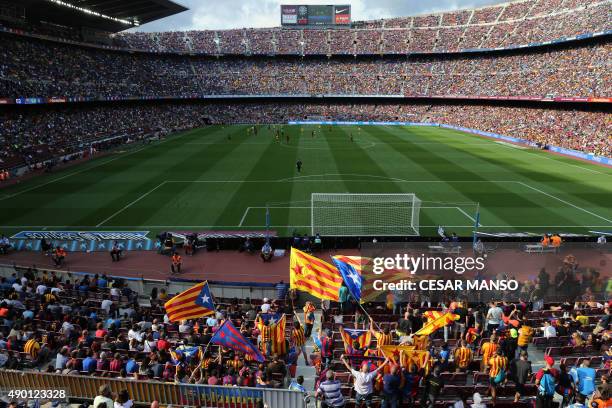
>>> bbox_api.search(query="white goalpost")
[311,193,422,236]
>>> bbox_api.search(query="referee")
[296,159,302,173]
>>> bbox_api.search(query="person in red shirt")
[109,353,123,372]
[95,322,107,338]
[53,247,66,266]
[171,252,182,274]
[157,334,170,351]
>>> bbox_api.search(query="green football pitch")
[1,124,611,237]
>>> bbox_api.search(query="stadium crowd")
[1,102,609,172]
[108,0,609,55]
[1,35,609,99]
[0,250,611,407]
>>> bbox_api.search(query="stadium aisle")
[295,311,321,401]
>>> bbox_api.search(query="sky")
[131,0,507,32]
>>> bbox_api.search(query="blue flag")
[332,257,363,301]
[210,320,265,362]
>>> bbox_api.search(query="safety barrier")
[0,370,305,408]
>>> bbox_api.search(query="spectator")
[510,350,532,402]
[94,385,114,408]
[341,354,389,408]
[315,370,345,408]
[535,355,558,408]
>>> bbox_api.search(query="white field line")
[95,181,167,227]
[518,182,612,224]
[0,129,201,201]
[94,179,610,229]
[456,207,482,226]
[492,142,610,176]
[0,146,150,201]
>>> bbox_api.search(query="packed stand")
[1,33,609,100]
[106,1,611,55]
[1,251,611,408]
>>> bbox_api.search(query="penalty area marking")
[93,178,610,228]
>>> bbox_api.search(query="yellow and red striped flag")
[423,310,444,322]
[271,314,287,356]
[339,326,372,354]
[290,248,342,301]
[414,312,459,336]
[164,281,215,322]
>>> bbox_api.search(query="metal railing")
[0,370,305,408]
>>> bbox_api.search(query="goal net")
[311,193,421,236]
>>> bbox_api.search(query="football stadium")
[0,0,611,407]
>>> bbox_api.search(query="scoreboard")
[281,5,351,27]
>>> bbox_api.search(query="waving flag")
[333,255,408,303]
[339,327,371,353]
[423,310,444,322]
[332,256,363,301]
[271,314,287,356]
[290,248,342,301]
[170,346,202,364]
[380,345,432,374]
[210,320,265,362]
[415,312,460,336]
[164,281,215,322]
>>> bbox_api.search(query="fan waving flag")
[415,312,460,336]
[290,248,342,301]
[332,255,408,303]
[423,310,444,322]
[271,314,287,356]
[210,320,265,363]
[164,281,215,322]
[339,327,371,353]
[332,256,363,301]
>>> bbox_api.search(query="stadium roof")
[16,0,188,32]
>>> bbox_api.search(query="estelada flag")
[332,255,408,303]
[339,326,372,354]
[415,312,460,336]
[290,247,342,301]
[164,281,215,322]
[271,314,287,356]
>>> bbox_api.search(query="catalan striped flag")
[414,312,459,336]
[290,248,342,301]
[423,310,444,322]
[210,320,265,363]
[271,314,287,356]
[380,345,432,374]
[164,281,215,322]
[339,327,371,354]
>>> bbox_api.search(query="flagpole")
[472,202,480,250]
[329,254,383,332]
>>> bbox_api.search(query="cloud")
[131,0,507,32]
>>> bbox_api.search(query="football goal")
[311,193,422,236]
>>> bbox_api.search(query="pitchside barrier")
[0,264,278,300]
[287,121,612,166]
[0,370,305,408]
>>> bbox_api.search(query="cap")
[544,355,554,366]
[510,328,518,338]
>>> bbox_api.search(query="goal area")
[311,193,421,236]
